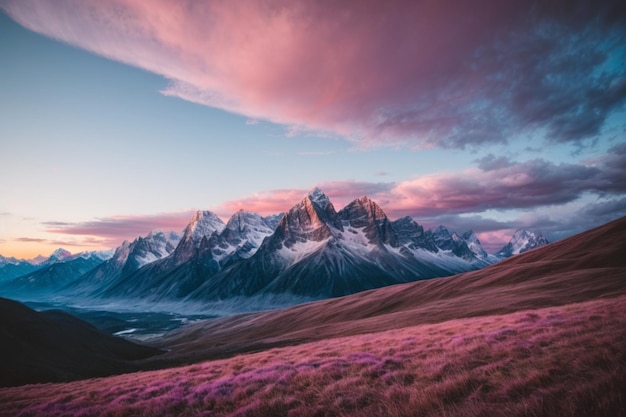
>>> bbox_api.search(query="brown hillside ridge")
[149,215,626,366]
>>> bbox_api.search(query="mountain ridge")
[1,189,549,305]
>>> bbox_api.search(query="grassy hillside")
[1,295,624,416]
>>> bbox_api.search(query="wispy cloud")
[15,237,46,243]
[43,211,195,247]
[14,236,107,248]
[2,0,623,149]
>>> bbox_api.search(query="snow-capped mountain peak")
[0,255,20,266]
[496,229,549,257]
[182,210,226,243]
[462,230,489,258]
[76,249,115,261]
[225,210,265,233]
[307,187,332,210]
[432,226,452,248]
[48,248,73,263]
[338,196,395,246]
[130,230,183,268]
[263,213,284,229]
[210,210,276,261]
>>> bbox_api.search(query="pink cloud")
[217,189,307,217]
[217,150,622,220]
[214,149,626,246]
[43,211,195,247]
[3,1,623,148]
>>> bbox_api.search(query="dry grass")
[2,294,624,417]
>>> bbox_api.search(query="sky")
[0,0,625,258]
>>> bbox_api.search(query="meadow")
[2,294,624,417]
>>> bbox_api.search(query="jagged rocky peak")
[392,216,423,245]
[128,229,182,268]
[497,229,549,257]
[339,196,396,246]
[431,225,453,249]
[429,226,476,260]
[225,210,266,233]
[109,240,132,267]
[308,186,332,210]
[269,188,340,247]
[462,230,488,258]
[304,187,341,228]
[339,196,388,227]
[294,188,340,229]
[182,210,226,243]
[222,210,274,245]
[170,211,226,264]
[209,210,277,261]
[392,217,439,252]
[263,213,284,229]
[48,248,73,263]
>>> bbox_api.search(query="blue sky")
[1,1,625,257]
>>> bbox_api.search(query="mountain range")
[1,213,622,393]
[0,188,549,305]
[0,249,113,284]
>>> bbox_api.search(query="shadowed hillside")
[0,298,163,387]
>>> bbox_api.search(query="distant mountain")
[67,230,182,296]
[0,255,20,266]
[96,210,276,300]
[46,248,73,263]
[27,254,48,265]
[0,249,114,285]
[496,229,549,257]
[1,254,106,296]
[0,260,40,283]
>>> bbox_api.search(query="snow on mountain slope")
[130,230,182,268]
[462,230,488,258]
[64,230,182,296]
[77,250,115,262]
[47,248,73,263]
[170,211,225,264]
[496,229,549,258]
[211,210,275,262]
[0,255,20,266]
[93,210,274,301]
[392,216,439,252]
